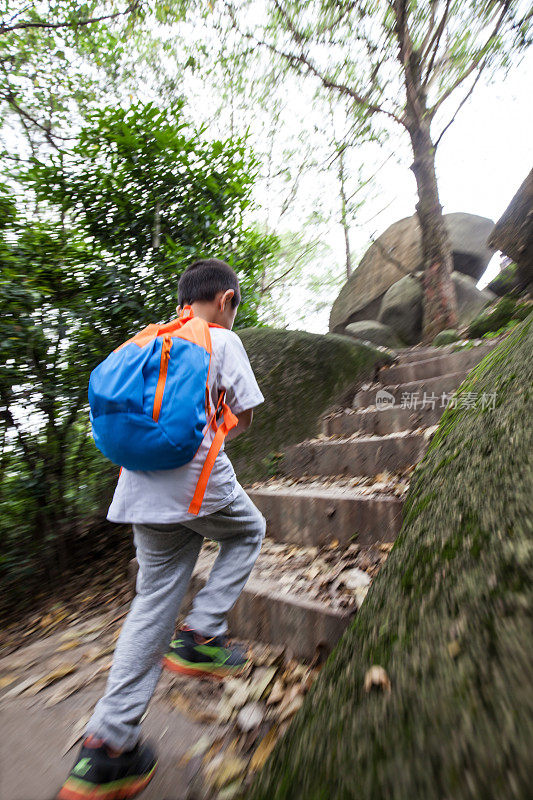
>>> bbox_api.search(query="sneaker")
[57,736,157,800]
[162,627,249,680]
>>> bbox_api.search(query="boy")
[58,259,266,800]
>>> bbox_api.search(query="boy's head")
[177,258,240,330]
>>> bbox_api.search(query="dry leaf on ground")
[25,663,78,696]
[364,665,391,694]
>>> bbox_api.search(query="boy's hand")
[226,409,253,441]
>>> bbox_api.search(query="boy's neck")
[189,301,221,326]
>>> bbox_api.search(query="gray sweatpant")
[86,485,266,750]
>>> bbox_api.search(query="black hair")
[178,258,241,308]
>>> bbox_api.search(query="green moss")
[487,262,519,296]
[247,313,533,800]
[227,328,390,483]
[466,295,531,338]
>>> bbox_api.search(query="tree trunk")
[409,121,458,340]
[338,147,352,278]
[247,315,533,800]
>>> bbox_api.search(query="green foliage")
[0,1,186,152]
[0,104,279,605]
[23,103,270,327]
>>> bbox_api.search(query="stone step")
[186,572,351,661]
[247,482,403,548]
[355,370,468,408]
[393,345,455,364]
[382,342,495,384]
[323,402,445,437]
[283,431,428,479]
[182,542,380,661]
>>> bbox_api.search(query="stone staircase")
[186,340,500,662]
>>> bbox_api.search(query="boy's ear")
[220,289,234,310]
[175,304,182,317]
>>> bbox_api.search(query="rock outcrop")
[343,320,401,348]
[379,274,423,345]
[488,169,533,293]
[329,213,495,333]
[247,314,533,800]
[377,272,494,345]
[227,328,391,483]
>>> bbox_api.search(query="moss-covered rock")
[487,261,520,296]
[432,329,460,346]
[344,320,402,348]
[466,295,531,338]
[247,314,533,800]
[227,328,390,483]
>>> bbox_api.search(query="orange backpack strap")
[188,396,238,515]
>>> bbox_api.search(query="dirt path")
[0,606,224,800]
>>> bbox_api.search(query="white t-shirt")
[107,327,264,524]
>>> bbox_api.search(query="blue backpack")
[88,306,238,514]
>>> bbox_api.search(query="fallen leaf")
[57,640,82,652]
[249,726,279,771]
[180,733,216,765]
[206,755,247,790]
[248,666,277,701]
[169,690,218,723]
[266,679,285,706]
[2,672,48,699]
[86,643,116,663]
[278,693,304,722]
[278,684,301,715]
[364,665,391,694]
[217,781,244,800]
[236,701,264,732]
[25,664,78,697]
[447,640,461,659]
[62,712,92,755]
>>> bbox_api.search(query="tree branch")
[421,0,451,84]
[433,68,483,149]
[419,0,439,54]
[393,0,425,124]
[0,86,72,146]
[225,2,405,127]
[0,384,38,474]
[0,3,140,34]
[429,2,510,114]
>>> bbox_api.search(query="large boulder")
[329,212,495,333]
[378,272,494,344]
[379,274,423,345]
[344,320,402,348]
[453,271,495,324]
[488,169,533,292]
[227,328,391,483]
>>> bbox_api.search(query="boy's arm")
[226,408,253,441]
